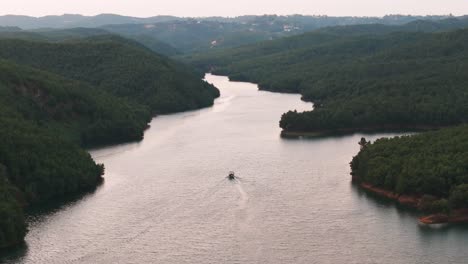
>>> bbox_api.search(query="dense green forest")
[0,28,181,57]
[187,25,468,134]
[0,33,219,248]
[0,115,104,249]
[0,165,26,249]
[0,59,152,145]
[350,126,468,213]
[0,36,219,114]
[31,28,182,56]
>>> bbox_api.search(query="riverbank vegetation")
[0,166,27,249]
[0,33,219,248]
[350,126,468,221]
[187,22,468,134]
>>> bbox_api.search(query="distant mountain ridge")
[0,13,456,30]
[0,14,179,29]
[1,14,464,54]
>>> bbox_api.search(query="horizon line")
[0,12,464,19]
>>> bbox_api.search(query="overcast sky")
[2,0,468,17]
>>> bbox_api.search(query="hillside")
[0,59,152,145]
[0,36,219,114]
[0,59,140,248]
[0,34,219,248]
[0,27,181,59]
[0,116,104,249]
[0,62,108,248]
[102,20,276,53]
[187,25,468,135]
[28,28,182,56]
[350,126,468,220]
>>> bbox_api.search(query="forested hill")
[0,36,219,114]
[0,59,152,145]
[0,28,181,57]
[187,26,468,134]
[350,125,468,215]
[0,33,219,248]
[0,60,107,248]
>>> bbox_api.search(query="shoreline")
[356,181,468,225]
[280,125,449,138]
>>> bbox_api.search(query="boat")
[227,171,236,180]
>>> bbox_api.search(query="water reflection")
[2,75,466,264]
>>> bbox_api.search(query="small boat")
[227,171,236,180]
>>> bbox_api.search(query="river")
[2,74,467,264]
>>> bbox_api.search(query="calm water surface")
[2,74,467,263]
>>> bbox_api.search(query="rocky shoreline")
[357,181,468,225]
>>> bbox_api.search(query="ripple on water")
[2,74,467,264]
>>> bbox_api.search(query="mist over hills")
[2,14,467,54]
[0,14,179,29]
[0,13,457,30]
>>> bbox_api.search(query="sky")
[1,0,468,17]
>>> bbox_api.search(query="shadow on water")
[0,242,28,263]
[280,130,413,141]
[417,221,468,232]
[351,181,421,218]
[351,181,468,233]
[0,182,104,263]
[280,132,352,142]
[25,181,104,217]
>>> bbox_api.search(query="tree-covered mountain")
[187,24,468,135]
[0,32,219,248]
[31,28,182,56]
[0,27,181,57]
[350,125,468,215]
[0,58,141,248]
[0,36,219,114]
[314,17,468,36]
[0,60,110,248]
[122,34,181,56]
[0,116,105,248]
[0,59,152,145]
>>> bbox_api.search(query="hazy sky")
[2,0,468,17]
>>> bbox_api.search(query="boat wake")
[236,182,249,210]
